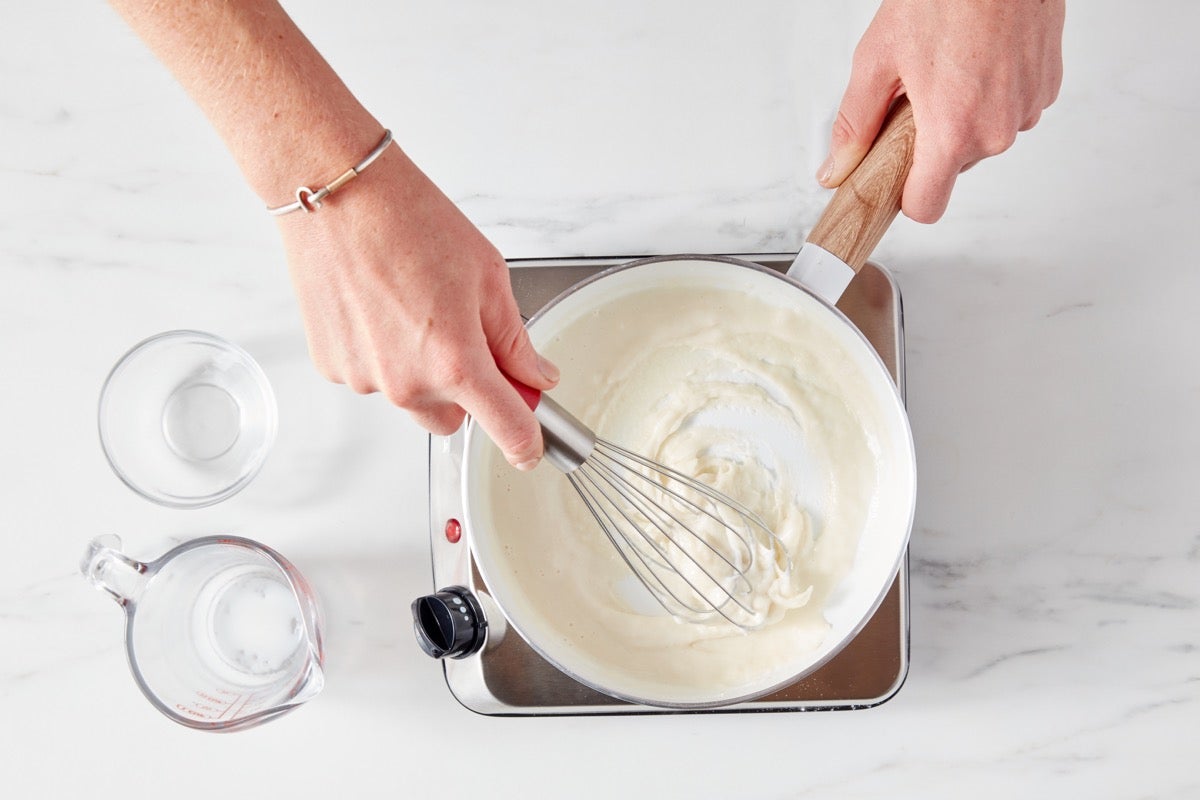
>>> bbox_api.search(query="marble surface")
[2,1,1197,796]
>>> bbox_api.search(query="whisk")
[510,380,791,630]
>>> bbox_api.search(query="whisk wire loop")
[593,444,758,576]
[601,441,782,552]
[585,450,757,611]
[525,388,794,630]
[569,470,719,618]
[565,441,780,628]
[580,460,748,620]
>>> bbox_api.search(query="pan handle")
[805,96,916,275]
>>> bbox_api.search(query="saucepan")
[428,99,917,708]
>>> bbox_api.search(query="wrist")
[239,108,386,206]
[264,128,393,215]
[271,142,427,241]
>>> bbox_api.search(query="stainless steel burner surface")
[423,254,909,715]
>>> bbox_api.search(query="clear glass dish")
[98,330,277,508]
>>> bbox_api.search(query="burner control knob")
[411,586,487,659]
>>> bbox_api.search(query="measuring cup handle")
[80,535,148,606]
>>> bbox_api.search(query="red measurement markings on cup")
[444,518,462,544]
[173,688,247,721]
[175,704,208,719]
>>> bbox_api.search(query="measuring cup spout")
[80,535,148,606]
[291,659,326,707]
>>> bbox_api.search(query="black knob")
[411,586,487,659]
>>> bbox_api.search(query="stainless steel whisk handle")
[508,379,596,473]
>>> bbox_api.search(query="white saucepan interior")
[463,258,916,707]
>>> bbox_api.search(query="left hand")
[818,0,1066,223]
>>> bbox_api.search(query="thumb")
[482,290,560,391]
[819,60,899,189]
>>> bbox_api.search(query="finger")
[409,402,467,437]
[902,136,960,224]
[344,375,378,395]
[819,58,900,188]
[458,357,544,471]
[481,287,560,391]
[1019,109,1042,132]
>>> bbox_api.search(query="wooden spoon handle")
[806,96,916,273]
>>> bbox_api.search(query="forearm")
[108,0,382,206]
[106,0,569,468]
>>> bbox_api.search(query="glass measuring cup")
[81,534,324,731]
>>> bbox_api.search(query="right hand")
[276,144,559,470]
[818,0,1065,223]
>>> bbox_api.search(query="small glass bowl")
[99,330,277,508]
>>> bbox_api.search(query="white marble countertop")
[3,1,1197,796]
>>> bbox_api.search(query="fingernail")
[537,355,560,383]
[514,457,540,472]
[817,153,835,185]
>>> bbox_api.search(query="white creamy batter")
[477,277,893,702]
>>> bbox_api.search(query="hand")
[105,2,558,468]
[277,145,559,470]
[818,0,1065,223]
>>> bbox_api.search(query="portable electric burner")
[416,254,909,715]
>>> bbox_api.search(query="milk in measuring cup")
[194,564,305,684]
